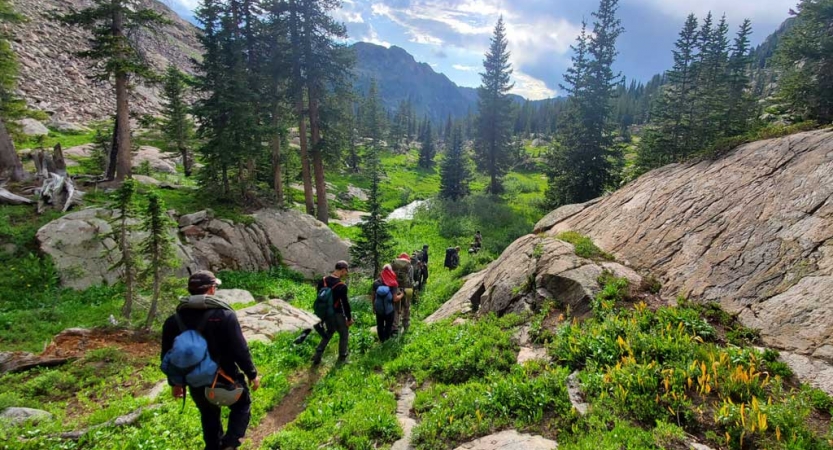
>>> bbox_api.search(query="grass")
[15,128,97,151]
[556,231,613,260]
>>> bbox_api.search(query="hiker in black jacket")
[161,271,260,450]
[312,260,352,364]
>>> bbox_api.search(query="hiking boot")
[336,355,349,365]
[293,328,313,345]
[311,352,323,365]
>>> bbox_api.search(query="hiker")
[371,264,403,342]
[418,244,429,290]
[161,271,260,450]
[445,246,460,270]
[474,231,482,251]
[312,260,352,365]
[391,253,414,335]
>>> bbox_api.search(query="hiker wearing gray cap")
[161,270,260,450]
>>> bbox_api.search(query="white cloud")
[364,24,392,48]
[333,0,365,23]
[511,71,557,101]
[167,0,199,10]
[452,64,479,71]
[632,0,794,24]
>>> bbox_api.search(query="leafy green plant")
[557,231,613,260]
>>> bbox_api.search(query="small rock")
[689,443,715,450]
[48,120,90,133]
[181,225,205,239]
[62,144,94,159]
[566,371,589,416]
[453,430,557,450]
[236,299,320,343]
[517,347,548,365]
[179,210,211,228]
[0,407,53,425]
[1,243,17,255]
[17,118,49,136]
[212,289,255,306]
[452,318,468,326]
[132,175,161,186]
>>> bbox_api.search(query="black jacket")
[317,275,350,320]
[161,306,257,385]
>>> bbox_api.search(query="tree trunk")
[113,6,131,181]
[181,145,191,177]
[309,87,328,223]
[297,97,314,215]
[120,215,134,319]
[271,113,284,207]
[114,73,132,181]
[145,269,160,328]
[0,117,26,182]
[105,118,119,180]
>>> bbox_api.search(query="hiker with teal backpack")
[161,271,260,450]
[371,264,403,342]
[311,260,352,365]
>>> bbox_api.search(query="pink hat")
[381,265,398,287]
[398,253,411,260]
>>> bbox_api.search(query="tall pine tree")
[161,65,195,176]
[60,1,167,181]
[440,125,471,201]
[547,0,623,207]
[474,17,514,194]
[0,0,25,182]
[140,191,176,327]
[724,19,754,137]
[418,120,435,168]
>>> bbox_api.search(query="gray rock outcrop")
[37,208,351,289]
[133,146,177,174]
[36,208,194,289]
[17,118,48,136]
[434,234,640,321]
[0,407,53,425]
[453,430,557,450]
[533,129,833,392]
[236,299,320,343]
[212,289,256,306]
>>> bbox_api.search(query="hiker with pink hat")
[371,264,404,342]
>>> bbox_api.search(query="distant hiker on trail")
[418,244,429,290]
[371,264,403,342]
[161,271,260,450]
[311,260,352,365]
[391,253,414,335]
[444,246,460,270]
[474,231,482,250]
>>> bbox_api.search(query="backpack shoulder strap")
[174,313,187,333]
[322,277,329,289]
[175,311,212,333]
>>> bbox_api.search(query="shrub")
[557,231,613,260]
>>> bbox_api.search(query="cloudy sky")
[163,0,796,100]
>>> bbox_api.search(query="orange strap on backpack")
[323,277,345,308]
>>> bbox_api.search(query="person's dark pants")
[315,314,349,358]
[375,311,394,342]
[189,380,251,450]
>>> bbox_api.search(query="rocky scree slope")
[4,0,201,122]
[531,129,833,391]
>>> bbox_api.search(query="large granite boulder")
[236,299,320,343]
[36,208,195,289]
[0,407,53,426]
[133,146,177,174]
[37,207,351,289]
[534,129,833,391]
[432,234,641,321]
[184,209,351,278]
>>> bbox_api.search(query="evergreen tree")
[636,14,699,170]
[474,17,514,194]
[547,0,624,207]
[60,0,167,181]
[0,0,25,182]
[724,19,754,136]
[350,137,393,275]
[440,125,470,201]
[418,120,436,168]
[363,79,386,150]
[693,14,730,149]
[775,0,833,122]
[107,179,139,319]
[140,191,176,327]
[161,65,195,176]
[444,114,453,143]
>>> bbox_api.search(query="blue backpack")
[161,313,218,388]
[375,285,394,315]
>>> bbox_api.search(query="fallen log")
[0,351,72,374]
[32,145,84,213]
[0,184,33,205]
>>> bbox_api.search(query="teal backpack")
[313,278,344,320]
